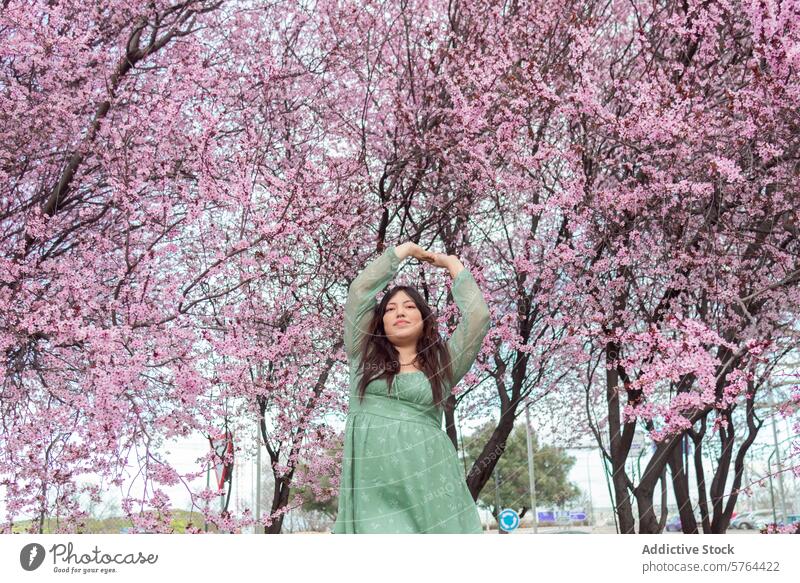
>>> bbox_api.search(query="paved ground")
[483,525,763,534]
[297,525,765,534]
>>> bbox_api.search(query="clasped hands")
[395,242,465,278]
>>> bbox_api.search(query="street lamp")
[524,402,539,533]
[766,433,796,525]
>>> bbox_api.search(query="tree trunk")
[657,465,668,532]
[709,385,762,533]
[265,475,291,534]
[668,435,699,533]
[689,418,712,532]
[606,340,636,533]
[465,406,515,500]
[709,411,735,533]
[634,484,660,533]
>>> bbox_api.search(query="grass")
[10,509,221,534]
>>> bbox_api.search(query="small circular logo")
[20,543,46,571]
[498,508,520,532]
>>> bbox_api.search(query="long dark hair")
[355,284,454,411]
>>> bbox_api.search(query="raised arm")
[445,268,491,388]
[343,245,401,362]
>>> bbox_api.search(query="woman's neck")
[396,346,420,370]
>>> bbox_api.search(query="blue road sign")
[537,511,555,522]
[498,508,520,532]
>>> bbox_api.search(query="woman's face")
[383,291,423,346]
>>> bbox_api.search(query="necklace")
[399,356,418,366]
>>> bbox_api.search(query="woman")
[332,241,491,533]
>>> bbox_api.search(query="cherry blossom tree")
[0,0,360,533]
[546,0,800,532]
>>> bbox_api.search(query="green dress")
[332,245,491,534]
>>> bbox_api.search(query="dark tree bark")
[605,339,636,533]
[667,435,699,533]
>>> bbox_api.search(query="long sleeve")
[446,268,491,388]
[344,245,401,362]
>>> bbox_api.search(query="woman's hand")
[428,252,453,268]
[395,242,464,278]
[429,252,465,278]
[396,242,436,264]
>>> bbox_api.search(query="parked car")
[665,515,682,532]
[730,511,755,529]
[735,510,775,530]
